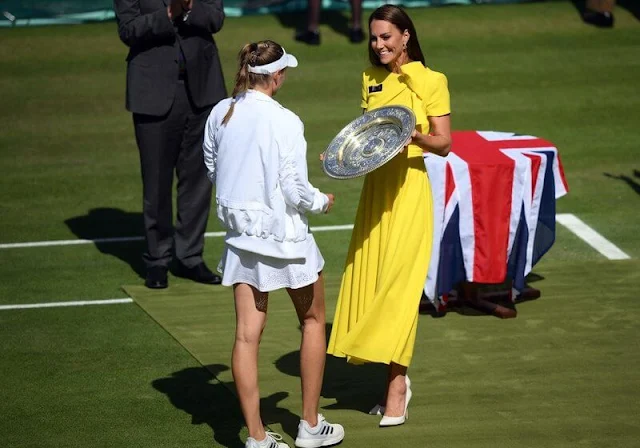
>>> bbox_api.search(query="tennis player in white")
[203,40,344,448]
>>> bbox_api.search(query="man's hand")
[325,193,335,213]
[167,0,183,20]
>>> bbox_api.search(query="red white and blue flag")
[423,130,569,307]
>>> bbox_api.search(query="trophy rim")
[322,105,416,180]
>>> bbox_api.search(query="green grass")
[121,257,640,448]
[1,2,640,447]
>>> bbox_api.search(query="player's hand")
[319,152,325,161]
[325,194,335,213]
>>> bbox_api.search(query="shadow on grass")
[603,169,640,196]
[152,364,301,446]
[276,283,546,413]
[65,207,146,279]
[275,323,388,414]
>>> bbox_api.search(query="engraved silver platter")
[322,105,416,179]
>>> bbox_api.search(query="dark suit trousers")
[133,80,213,269]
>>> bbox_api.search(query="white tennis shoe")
[295,414,344,448]
[246,431,290,448]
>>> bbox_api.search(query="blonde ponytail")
[222,40,285,125]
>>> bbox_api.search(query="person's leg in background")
[295,0,322,45]
[134,102,184,289]
[349,0,365,43]
[295,0,365,44]
[173,85,221,284]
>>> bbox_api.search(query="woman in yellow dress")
[327,4,451,427]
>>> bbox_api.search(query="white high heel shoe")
[379,375,411,427]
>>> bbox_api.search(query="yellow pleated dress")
[327,61,451,367]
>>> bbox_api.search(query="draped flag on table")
[423,130,569,308]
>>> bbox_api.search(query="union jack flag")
[423,131,569,308]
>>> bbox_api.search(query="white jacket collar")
[244,89,275,103]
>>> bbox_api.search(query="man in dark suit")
[114,0,226,288]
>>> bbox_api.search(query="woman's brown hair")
[368,4,425,68]
[222,40,284,125]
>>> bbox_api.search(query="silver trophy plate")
[322,105,416,179]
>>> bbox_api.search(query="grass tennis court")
[1,2,639,447]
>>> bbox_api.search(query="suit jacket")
[114,0,227,116]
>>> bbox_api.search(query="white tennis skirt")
[217,235,325,292]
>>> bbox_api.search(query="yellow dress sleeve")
[425,72,450,117]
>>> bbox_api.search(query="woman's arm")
[410,114,451,157]
[279,124,330,214]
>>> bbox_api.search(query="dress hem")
[327,348,411,367]
[221,272,321,293]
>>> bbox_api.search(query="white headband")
[247,48,299,75]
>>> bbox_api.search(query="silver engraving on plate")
[322,106,416,179]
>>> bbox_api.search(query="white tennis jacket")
[203,90,329,259]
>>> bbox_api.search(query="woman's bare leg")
[287,272,327,426]
[232,283,269,440]
[383,363,408,417]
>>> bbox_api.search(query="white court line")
[0,298,133,311]
[0,224,355,250]
[0,224,355,311]
[556,213,630,260]
[1,216,631,310]
[0,236,145,249]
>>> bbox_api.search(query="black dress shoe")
[295,29,321,45]
[174,262,222,285]
[582,9,614,28]
[349,28,365,44]
[145,266,168,289]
